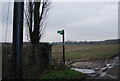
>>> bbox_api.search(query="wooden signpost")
[57,30,65,65]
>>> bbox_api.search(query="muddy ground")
[68,55,120,80]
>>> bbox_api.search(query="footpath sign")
[57,30,64,35]
[57,30,65,65]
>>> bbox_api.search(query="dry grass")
[52,44,119,61]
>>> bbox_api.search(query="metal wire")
[5,1,10,43]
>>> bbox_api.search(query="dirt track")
[70,55,120,80]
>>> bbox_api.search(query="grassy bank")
[38,68,86,79]
[52,44,119,61]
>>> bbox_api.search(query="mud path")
[69,55,120,79]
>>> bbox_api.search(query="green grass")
[52,44,119,61]
[39,69,85,79]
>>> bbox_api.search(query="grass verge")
[38,68,86,79]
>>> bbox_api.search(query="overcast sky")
[0,0,119,42]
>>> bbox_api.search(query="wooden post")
[62,30,65,65]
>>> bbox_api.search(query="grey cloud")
[1,2,118,42]
[2,2,13,25]
[43,2,118,42]
[47,2,117,29]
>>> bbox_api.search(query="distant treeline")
[52,39,120,45]
[1,39,120,45]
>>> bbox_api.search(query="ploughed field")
[52,44,119,61]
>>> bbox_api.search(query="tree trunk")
[32,2,40,44]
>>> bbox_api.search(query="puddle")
[71,68,95,74]
[71,56,119,79]
[106,74,118,79]
[100,72,106,77]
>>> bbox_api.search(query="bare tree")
[25,0,50,44]
[24,1,51,73]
